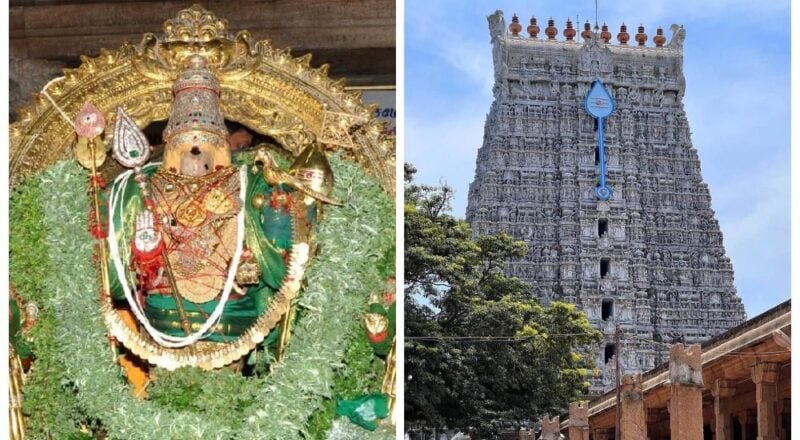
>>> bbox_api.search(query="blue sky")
[405,0,790,317]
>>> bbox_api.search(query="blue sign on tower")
[584,80,616,201]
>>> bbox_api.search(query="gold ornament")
[319,110,367,150]
[74,136,107,170]
[102,218,311,370]
[255,148,341,206]
[368,291,383,305]
[235,256,261,286]
[9,346,26,440]
[382,337,397,426]
[290,143,334,205]
[203,188,233,215]
[251,193,267,209]
[174,199,207,228]
[10,4,395,196]
[363,313,389,336]
[150,168,240,305]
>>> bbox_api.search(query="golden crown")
[162,54,228,143]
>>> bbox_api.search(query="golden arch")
[9,4,395,195]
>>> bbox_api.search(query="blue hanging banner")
[584,80,616,201]
[585,80,615,118]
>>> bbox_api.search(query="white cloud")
[598,0,787,26]
[406,106,487,215]
[710,156,790,315]
[406,3,495,94]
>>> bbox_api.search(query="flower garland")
[12,155,395,439]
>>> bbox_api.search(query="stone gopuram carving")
[466,11,746,393]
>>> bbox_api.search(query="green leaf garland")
[11,156,394,440]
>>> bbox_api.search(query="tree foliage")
[404,164,602,438]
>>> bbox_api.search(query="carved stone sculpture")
[470,11,745,393]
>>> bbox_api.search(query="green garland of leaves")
[11,156,395,439]
[307,331,387,439]
[11,176,90,439]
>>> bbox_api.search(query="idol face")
[163,130,231,176]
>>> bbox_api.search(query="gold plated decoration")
[290,143,335,205]
[319,110,368,150]
[257,147,342,206]
[382,338,397,426]
[10,4,395,197]
[9,346,26,440]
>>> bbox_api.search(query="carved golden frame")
[9,4,395,197]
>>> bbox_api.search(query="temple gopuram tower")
[466,12,746,393]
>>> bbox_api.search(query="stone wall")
[9,58,66,120]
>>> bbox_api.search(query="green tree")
[404,164,602,438]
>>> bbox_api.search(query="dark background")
[9,0,396,120]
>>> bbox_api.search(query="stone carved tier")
[470,10,745,393]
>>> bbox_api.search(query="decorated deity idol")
[10,5,395,437]
[102,54,335,372]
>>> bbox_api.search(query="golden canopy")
[9,4,395,196]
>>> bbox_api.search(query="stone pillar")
[739,409,757,440]
[780,399,790,440]
[539,415,560,440]
[646,409,663,440]
[667,344,703,440]
[620,373,646,440]
[712,379,736,440]
[594,428,612,440]
[568,402,590,440]
[752,363,780,440]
